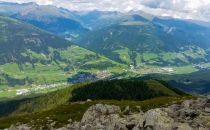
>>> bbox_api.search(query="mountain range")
[0,1,210,129]
[1,2,210,94]
[76,16,210,66]
[0,2,88,39]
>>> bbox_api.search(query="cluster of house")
[34,83,67,90]
[15,82,67,96]
[16,89,29,95]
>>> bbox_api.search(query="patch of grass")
[173,65,198,74]
[59,45,96,61]
[143,53,158,61]
[183,46,207,60]
[160,52,189,63]
[114,48,132,64]
[144,80,178,96]
[136,53,142,65]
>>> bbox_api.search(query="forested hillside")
[76,16,210,66]
[0,80,187,118]
[0,16,123,87]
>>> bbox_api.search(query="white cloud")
[2,0,210,21]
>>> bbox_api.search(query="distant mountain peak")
[21,2,38,6]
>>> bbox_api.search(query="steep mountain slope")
[0,16,71,64]
[0,16,122,87]
[0,2,88,39]
[76,15,210,66]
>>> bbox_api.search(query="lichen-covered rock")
[144,108,174,130]
[173,123,192,130]
[207,95,210,103]
[9,124,31,130]
[122,106,130,115]
[81,104,121,123]
[68,104,125,130]
[8,125,18,130]
[63,104,145,130]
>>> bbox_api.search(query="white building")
[16,89,29,95]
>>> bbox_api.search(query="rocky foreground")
[9,97,210,130]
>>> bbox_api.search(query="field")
[0,44,210,99]
[0,84,69,102]
[0,45,126,88]
[0,60,209,100]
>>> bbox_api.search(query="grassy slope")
[0,45,124,86]
[0,80,188,121]
[0,16,71,63]
[0,78,198,129]
[0,96,197,129]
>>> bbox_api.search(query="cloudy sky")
[1,0,210,21]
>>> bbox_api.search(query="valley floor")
[1,62,210,99]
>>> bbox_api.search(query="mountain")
[76,15,210,66]
[136,69,210,95]
[0,2,88,39]
[0,79,190,128]
[0,16,122,87]
[73,10,126,29]
[0,16,71,64]
[70,79,187,101]
[73,10,153,30]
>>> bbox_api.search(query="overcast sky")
[1,0,210,21]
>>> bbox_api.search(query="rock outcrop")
[59,97,210,130]
[9,97,210,130]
